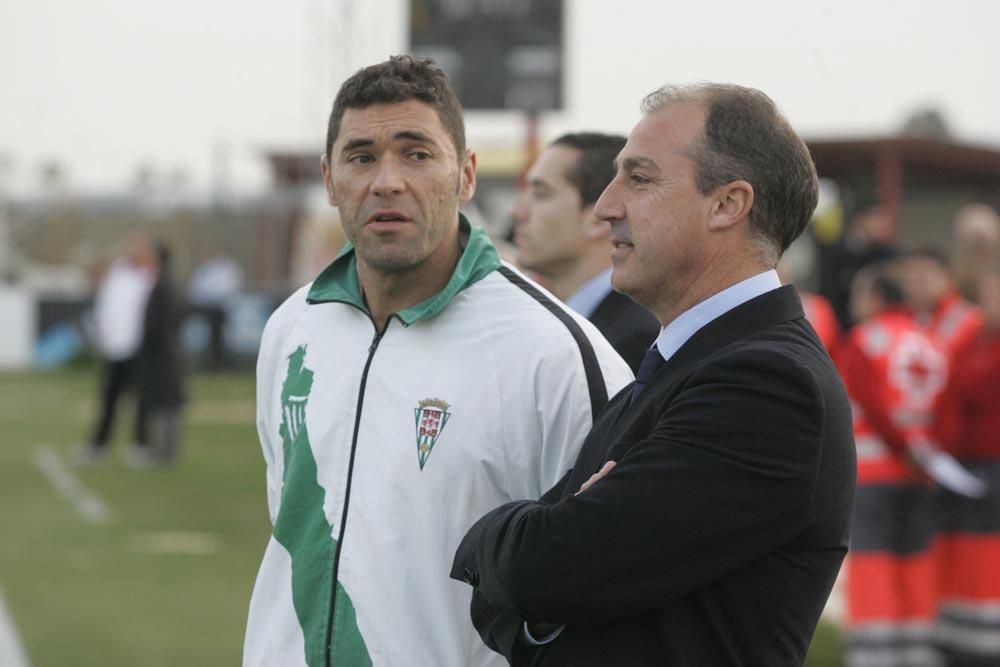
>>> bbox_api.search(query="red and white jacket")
[921,291,982,357]
[934,326,1000,462]
[836,309,948,484]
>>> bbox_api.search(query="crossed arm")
[451,349,825,656]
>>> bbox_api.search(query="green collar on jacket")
[306,213,501,325]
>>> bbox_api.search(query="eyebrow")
[340,130,437,154]
[394,130,434,144]
[341,138,374,152]
[615,156,660,173]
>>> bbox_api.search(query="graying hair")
[640,83,818,263]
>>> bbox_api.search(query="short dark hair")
[326,55,466,159]
[641,84,819,259]
[857,263,906,306]
[871,273,906,306]
[551,132,627,208]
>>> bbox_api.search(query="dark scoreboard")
[410,0,564,111]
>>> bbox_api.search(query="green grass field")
[0,368,267,666]
[0,368,845,666]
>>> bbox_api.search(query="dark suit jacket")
[452,285,856,666]
[587,289,660,374]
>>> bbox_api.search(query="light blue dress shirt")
[565,267,614,318]
[652,269,782,363]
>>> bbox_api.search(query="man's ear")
[582,205,610,242]
[320,153,337,206]
[459,149,478,202]
[707,180,754,232]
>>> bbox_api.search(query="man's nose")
[371,158,405,196]
[593,180,623,223]
[511,194,529,225]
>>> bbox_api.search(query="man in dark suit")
[452,83,857,666]
[512,133,660,372]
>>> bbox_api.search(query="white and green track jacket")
[243,220,633,667]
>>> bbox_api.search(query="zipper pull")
[368,328,386,355]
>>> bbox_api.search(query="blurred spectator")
[134,242,187,465]
[933,264,1000,667]
[511,132,659,372]
[951,203,1000,304]
[77,230,156,464]
[777,255,841,354]
[187,243,243,368]
[820,202,898,329]
[838,265,948,667]
[900,247,983,357]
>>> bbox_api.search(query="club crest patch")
[414,398,451,470]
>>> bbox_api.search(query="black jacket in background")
[137,273,186,408]
[587,290,660,374]
[452,286,857,666]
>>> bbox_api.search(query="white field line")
[0,587,30,667]
[33,447,111,524]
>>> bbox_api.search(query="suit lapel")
[564,286,805,496]
[653,285,804,388]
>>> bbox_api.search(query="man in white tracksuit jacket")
[243,56,633,667]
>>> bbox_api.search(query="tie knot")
[632,347,665,400]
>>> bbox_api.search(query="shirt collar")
[565,267,614,318]
[306,213,501,325]
[653,269,782,362]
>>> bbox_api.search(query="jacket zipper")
[324,321,387,666]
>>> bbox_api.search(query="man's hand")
[577,461,616,495]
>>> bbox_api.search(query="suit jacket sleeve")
[453,347,825,626]
[462,468,577,664]
[460,309,632,662]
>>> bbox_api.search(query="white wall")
[0,287,34,370]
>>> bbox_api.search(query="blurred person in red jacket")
[900,247,983,357]
[933,264,1000,667]
[838,264,950,667]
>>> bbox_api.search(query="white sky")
[0,0,997,196]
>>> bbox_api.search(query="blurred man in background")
[135,242,186,465]
[243,56,631,667]
[512,133,659,372]
[187,243,243,368]
[838,265,975,667]
[821,202,898,329]
[950,203,1000,304]
[900,247,982,357]
[78,230,156,465]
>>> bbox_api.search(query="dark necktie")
[631,346,665,400]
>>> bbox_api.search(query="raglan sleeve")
[531,321,633,492]
[255,307,286,526]
[462,314,632,663]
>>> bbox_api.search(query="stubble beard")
[349,169,464,275]
[354,230,426,274]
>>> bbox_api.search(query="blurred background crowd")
[1,1,998,665]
